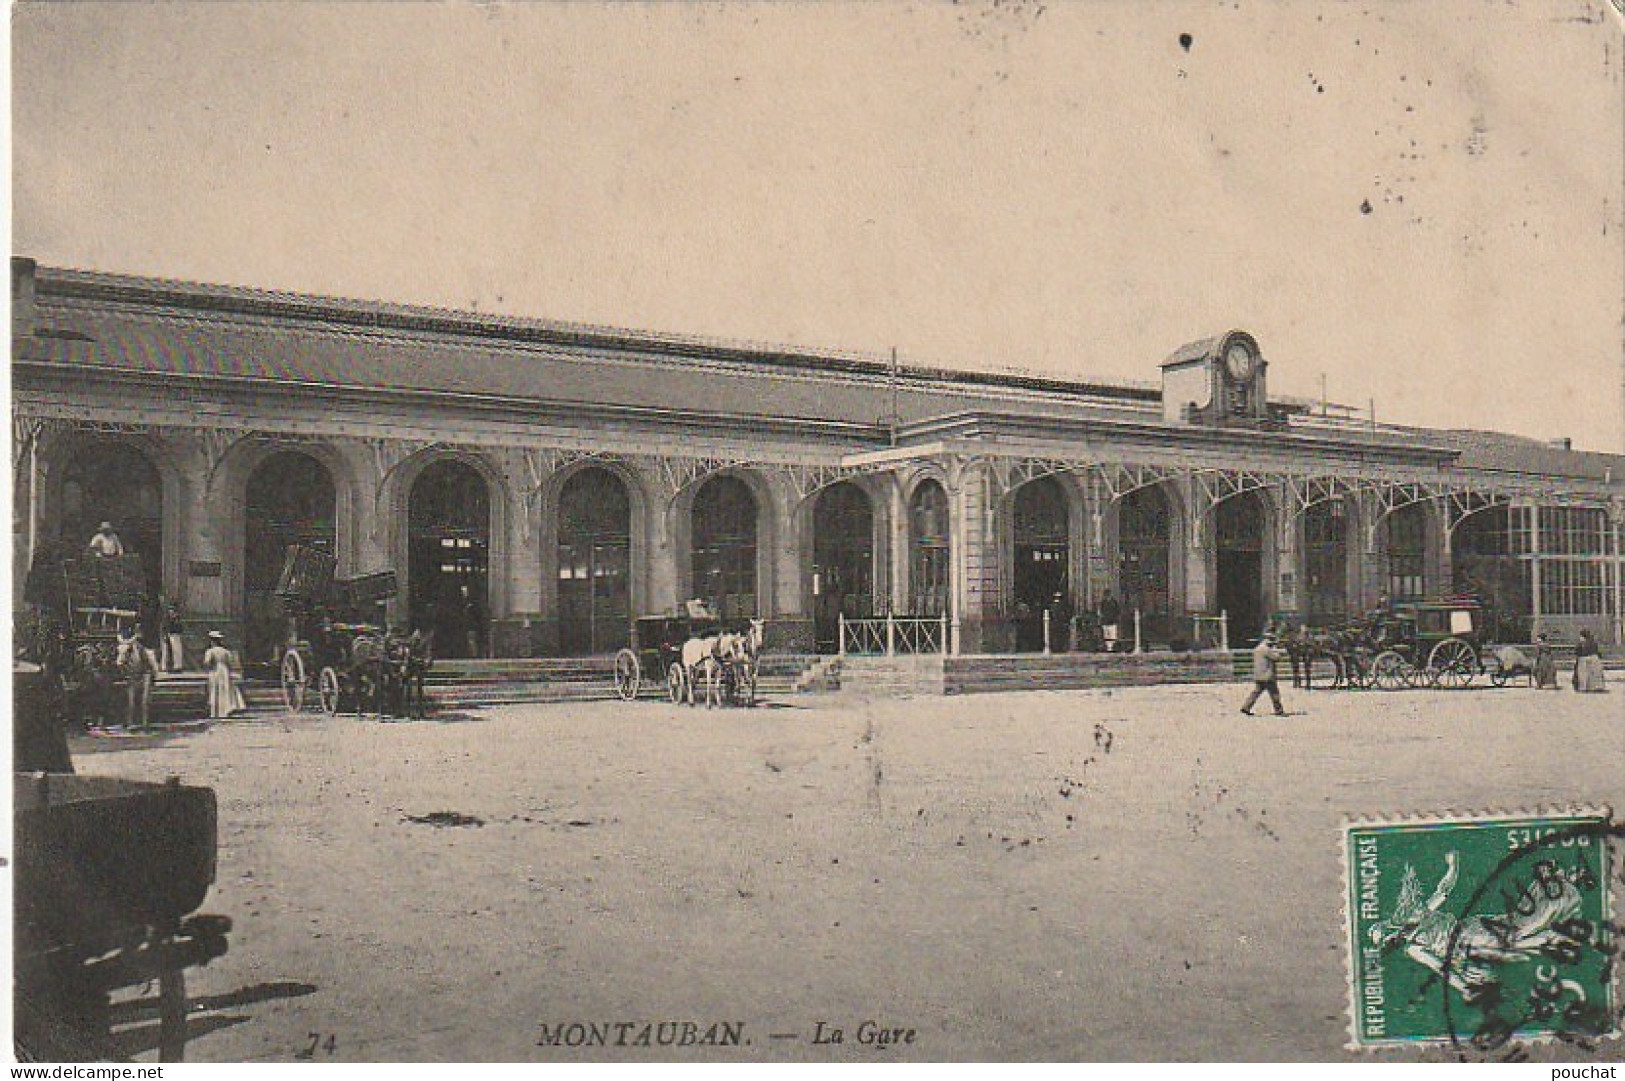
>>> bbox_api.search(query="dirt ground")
[69,681,1622,1062]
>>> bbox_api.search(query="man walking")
[1240,627,1288,716]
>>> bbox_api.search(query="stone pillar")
[1181,475,1210,615]
[643,461,681,616]
[1276,483,1301,619]
[1425,500,1450,596]
[768,472,814,651]
[493,449,544,657]
[954,460,1003,654]
[179,435,227,625]
[888,474,909,616]
[1356,492,1387,609]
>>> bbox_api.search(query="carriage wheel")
[280,650,307,714]
[1429,639,1476,689]
[667,662,687,704]
[318,667,341,716]
[1372,650,1408,691]
[614,649,641,702]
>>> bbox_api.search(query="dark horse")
[383,628,434,719]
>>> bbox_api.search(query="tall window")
[909,481,950,617]
[1538,507,1608,617]
[1387,504,1428,601]
[557,468,632,655]
[1118,485,1171,630]
[1452,505,1532,640]
[692,476,758,620]
[1303,500,1347,620]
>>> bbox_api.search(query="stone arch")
[672,467,779,619]
[239,448,339,665]
[1106,478,1187,643]
[1211,487,1278,643]
[541,458,649,655]
[217,437,358,623]
[1001,473,1085,651]
[36,427,185,620]
[807,479,879,652]
[385,448,511,656]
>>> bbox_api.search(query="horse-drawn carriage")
[1286,598,1490,690]
[15,550,152,726]
[274,546,432,718]
[613,605,763,708]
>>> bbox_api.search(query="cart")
[1365,599,1487,690]
[50,554,149,725]
[614,611,723,703]
[275,546,419,717]
[14,664,231,1061]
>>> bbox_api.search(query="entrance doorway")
[54,437,165,617]
[1013,476,1069,651]
[408,460,490,659]
[1215,491,1267,644]
[244,451,336,666]
[909,480,950,617]
[812,482,874,653]
[557,468,632,655]
[1118,485,1172,644]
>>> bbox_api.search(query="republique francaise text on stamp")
[1344,810,1620,1053]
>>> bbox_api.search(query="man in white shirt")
[88,521,125,558]
[1240,628,1288,716]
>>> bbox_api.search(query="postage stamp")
[1343,810,1621,1054]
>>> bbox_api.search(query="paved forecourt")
[72,682,1623,1062]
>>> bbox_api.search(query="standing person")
[158,595,186,672]
[1573,629,1608,693]
[1099,591,1122,653]
[88,521,125,558]
[117,624,157,730]
[1240,629,1288,716]
[203,630,246,719]
[1050,592,1075,652]
[1533,633,1560,690]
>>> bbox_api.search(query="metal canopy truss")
[780,462,869,503]
[653,453,757,498]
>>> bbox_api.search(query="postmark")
[1343,810,1620,1053]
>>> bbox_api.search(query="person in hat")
[1533,632,1559,690]
[88,521,125,558]
[202,630,246,719]
[1572,629,1607,693]
[116,623,158,730]
[1240,627,1289,716]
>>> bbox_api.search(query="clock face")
[1224,342,1254,381]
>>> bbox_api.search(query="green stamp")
[1343,811,1620,1053]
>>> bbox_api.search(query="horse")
[1280,625,1343,689]
[709,619,765,707]
[401,628,435,718]
[678,633,725,707]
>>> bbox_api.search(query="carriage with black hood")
[274,545,432,717]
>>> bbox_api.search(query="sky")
[11,1,1625,451]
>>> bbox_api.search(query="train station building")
[12,258,1625,663]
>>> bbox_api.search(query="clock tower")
[1160,330,1271,428]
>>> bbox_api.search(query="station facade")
[12,259,1625,660]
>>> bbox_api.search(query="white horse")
[679,619,765,708]
[707,619,765,707]
[678,633,724,707]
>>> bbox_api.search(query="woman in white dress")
[203,630,246,719]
